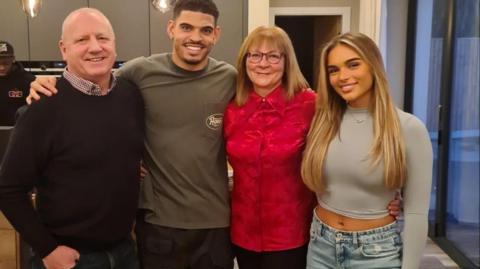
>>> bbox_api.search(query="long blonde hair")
[301,32,407,193]
[234,26,309,105]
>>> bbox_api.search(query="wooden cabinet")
[0,212,19,269]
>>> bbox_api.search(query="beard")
[183,57,205,65]
[174,41,212,66]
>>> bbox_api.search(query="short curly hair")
[173,0,219,24]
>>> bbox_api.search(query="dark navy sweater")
[0,77,144,258]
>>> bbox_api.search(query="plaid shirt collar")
[63,69,116,96]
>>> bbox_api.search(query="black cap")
[0,41,14,58]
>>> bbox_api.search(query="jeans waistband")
[311,209,400,245]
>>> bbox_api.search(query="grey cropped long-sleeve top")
[317,107,433,269]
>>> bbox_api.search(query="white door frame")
[268,7,351,33]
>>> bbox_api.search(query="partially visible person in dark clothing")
[0,41,35,126]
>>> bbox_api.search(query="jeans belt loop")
[319,222,325,237]
[352,232,358,248]
[311,221,317,239]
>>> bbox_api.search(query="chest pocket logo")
[8,90,23,98]
[206,113,223,130]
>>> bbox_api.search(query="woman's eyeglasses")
[246,52,283,64]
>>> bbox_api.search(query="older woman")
[223,26,316,269]
[302,32,433,268]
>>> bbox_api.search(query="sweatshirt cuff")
[34,236,59,259]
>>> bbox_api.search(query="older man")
[0,8,144,269]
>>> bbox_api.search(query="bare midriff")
[315,205,395,231]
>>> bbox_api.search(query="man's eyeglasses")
[246,52,283,64]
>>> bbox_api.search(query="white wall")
[248,0,269,31]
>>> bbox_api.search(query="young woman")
[302,32,433,268]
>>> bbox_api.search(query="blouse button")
[261,98,266,102]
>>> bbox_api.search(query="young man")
[0,8,144,269]
[118,1,236,268]
[28,1,236,268]
[0,41,35,126]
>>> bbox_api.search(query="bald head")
[59,7,117,90]
[62,8,115,40]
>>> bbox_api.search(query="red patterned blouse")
[224,85,317,251]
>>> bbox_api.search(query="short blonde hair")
[234,26,309,106]
[301,32,406,193]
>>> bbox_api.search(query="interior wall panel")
[0,0,30,61]
[3,0,246,64]
[28,0,87,61]
[89,0,150,61]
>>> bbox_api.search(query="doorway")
[270,7,350,90]
[275,15,341,89]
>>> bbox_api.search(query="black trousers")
[135,212,233,269]
[233,243,308,269]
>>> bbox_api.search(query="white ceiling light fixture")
[19,0,42,18]
[152,0,176,13]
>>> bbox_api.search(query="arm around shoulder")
[27,76,58,104]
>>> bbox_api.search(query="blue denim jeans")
[31,237,138,269]
[306,212,402,269]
